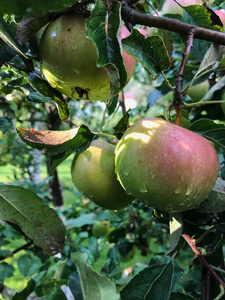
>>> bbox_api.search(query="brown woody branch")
[121,4,225,46]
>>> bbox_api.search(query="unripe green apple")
[39,13,135,101]
[187,80,210,102]
[115,118,219,213]
[92,220,111,237]
[71,140,134,210]
[161,0,200,16]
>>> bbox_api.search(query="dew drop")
[123,167,131,176]
[140,182,148,193]
[165,204,173,212]
[186,185,193,196]
[175,186,181,194]
[101,86,108,93]
[72,44,77,51]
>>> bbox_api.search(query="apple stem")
[182,233,225,288]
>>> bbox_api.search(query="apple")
[71,139,134,210]
[39,13,135,101]
[215,10,225,28]
[92,220,111,237]
[187,80,210,102]
[115,118,219,213]
[161,0,200,16]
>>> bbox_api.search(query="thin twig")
[173,28,195,125]
[182,233,225,288]
[0,241,33,261]
[118,90,127,115]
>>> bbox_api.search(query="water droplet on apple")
[165,204,173,212]
[151,174,156,180]
[72,44,77,51]
[186,185,193,196]
[140,182,148,193]
[123,167,131,176]
[175,187,181,194]
[101,86,108,93]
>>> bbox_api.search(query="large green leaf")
[120,260,174,300]
[72,252,120,300]
[0,185,65,256]
[0,17,29,61]
[189,118,225,151]
[191,44,225,82]
[17,125,95,155]
[198,178,225,213]
[183,5,224,32]
[6,65,69,122]
[86,0,127,96]
[122,29,171,75]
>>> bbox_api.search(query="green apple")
[71,140,134,210]
[92,220,111,237]
[187,80,210,102]
[115,118,219,213]
[39,13,135,101]
[161,0,200,16]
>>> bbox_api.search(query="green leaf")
[68,272,84,300]
[189,118,225,150]
[12,279,36,300]
[0,262,14,282]
[86,0,127,96]
[192,44,225,82]
[189,118,225,133]
[72,252,120,300]
[120,260,174,300]
[122,29,171,75]
[48,287,67,300]
[0,0,76,17]
[0,17,29,60]
[17,125,95,155]
[6,64,69,121]
[0,185,65,256]
[49,150,74,174]
[183,5,223,32]
[113,110,130,140]
[168,213,183,254]
[0,41,16,66]
[17,254,42,277]
[67,213,96,228]
[198,178,225,213]
[16,16,50,46]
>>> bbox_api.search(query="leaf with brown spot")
[0,185,65,256]
[17,125,96,155]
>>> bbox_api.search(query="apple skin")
[187,80,210,102]
[71,140,134,210]
[215,10,225,28]
[161,0,200,16]
[115,118,219,213]
[39,14,135,101]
